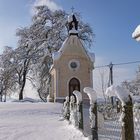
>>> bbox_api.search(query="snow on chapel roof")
[52,35,95,63]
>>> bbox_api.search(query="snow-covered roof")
[52,35,95,63]
[52,37,68,60]
[69,29,78,34]
[87,52,95,63]
[132,24,140,41]
[49,64,54,72]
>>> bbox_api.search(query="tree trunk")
[0,93,2,102]
[4,93,6,102]
[19,71,27,100]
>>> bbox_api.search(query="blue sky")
[0,0,140,90]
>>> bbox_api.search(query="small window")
[68,59,80,71]
[70,62,77,69]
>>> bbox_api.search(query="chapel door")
[69,78,80,97]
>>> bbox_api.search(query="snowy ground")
[1,100,139,140]
[0,101,87,140]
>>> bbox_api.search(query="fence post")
[62,96,70,120]
[69,95,78,127]
[84,87,98,140]
[90,102,98,140]
[73,90,84,130]
[121,95,134,140]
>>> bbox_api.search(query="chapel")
[49,13,95,102]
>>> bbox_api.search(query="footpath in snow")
[0,101,87,140]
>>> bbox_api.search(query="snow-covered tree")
[11,40,45,100]
[122,66,140,96]
[0,46,16,101]
[33,55,52,102]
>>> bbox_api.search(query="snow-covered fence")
[133,103,140,140]
[61,86,139,140]
[97,101,140,140]
[69,95,78,127]
[106,85,134,140]
[84,87,98,140]
[62,96,70,120]
[73,90,84,130]
[62,94,82,129]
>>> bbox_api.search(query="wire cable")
[95,60,140,68]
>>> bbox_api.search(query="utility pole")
[108,62,114,106]
[108,62,113,86]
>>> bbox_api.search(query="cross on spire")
[71,6,74,13]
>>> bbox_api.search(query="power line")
[95,60,140,68]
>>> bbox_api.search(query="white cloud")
[33,0,62,12]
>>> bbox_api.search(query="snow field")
[0,102,87,140]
